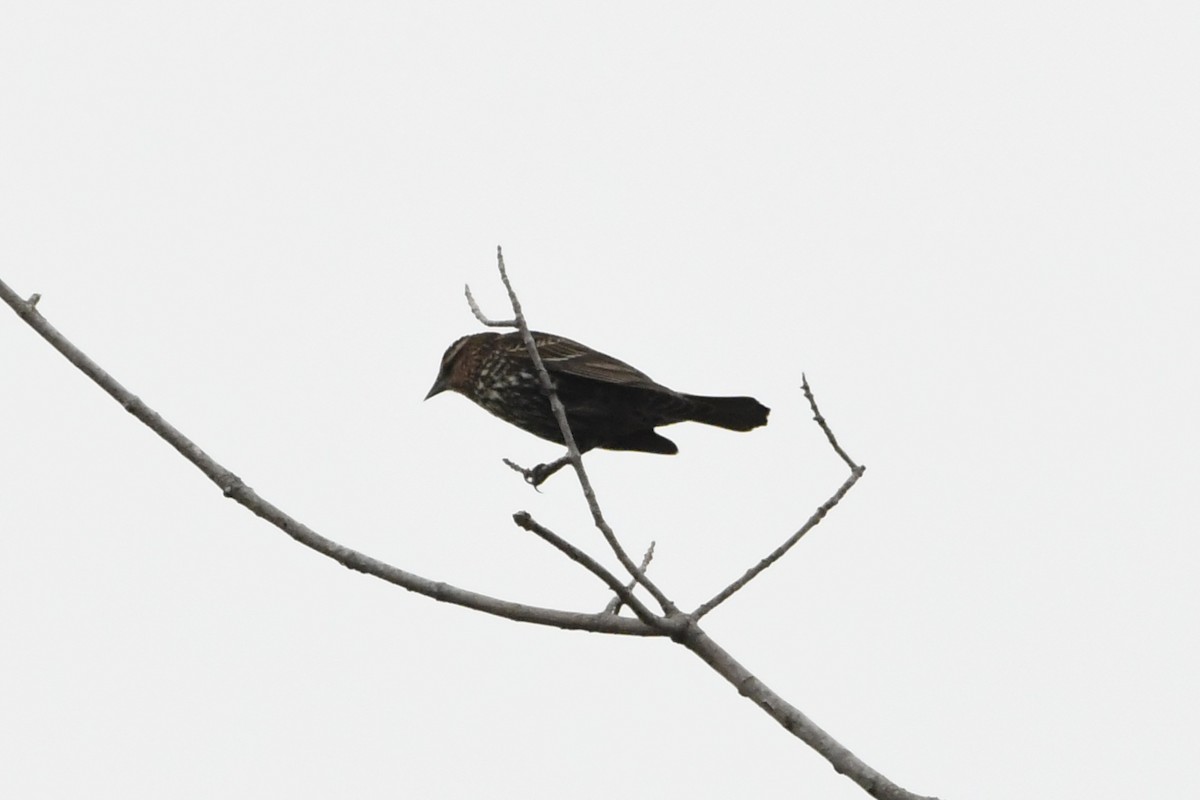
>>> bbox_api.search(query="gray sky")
[2,3,1197,798]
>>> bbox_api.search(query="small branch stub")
[604,541,656,615]
[464,283,516,328]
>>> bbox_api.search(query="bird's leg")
[503,454,573,488]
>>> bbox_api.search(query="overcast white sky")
[2,3,1197,798]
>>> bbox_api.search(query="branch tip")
[464,282,516,328]
[691,378,865,620]
[510,511,661,626]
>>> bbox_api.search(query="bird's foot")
[503,454,572,488]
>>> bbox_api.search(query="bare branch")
[604,542,655,615]
[512,512,660,626]
[680,624,940,800]
[692,468,864,620]
[479,246,678,615]
[692,375,866,620]
[803,372,860,471]
[0,278,660,638]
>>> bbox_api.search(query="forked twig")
[692,374,865,620]
[464,284,516,328]
[512,512,658,625]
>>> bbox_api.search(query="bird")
[425,331,768,481]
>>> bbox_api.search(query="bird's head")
[425,332,496,400]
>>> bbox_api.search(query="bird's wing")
[508,333,673,393]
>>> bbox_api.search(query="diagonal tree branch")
[679,624,938,800]
[466,246,678,615]
[692,374,865,620]
[802,371,862,471]
[511,512,660,626]
[0,277,659,638]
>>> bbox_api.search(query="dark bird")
[426,331,768,475]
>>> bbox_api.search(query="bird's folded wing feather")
[509,333,672,392]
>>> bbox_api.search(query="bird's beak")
[425,375,448,400]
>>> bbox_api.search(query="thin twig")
[487,246,678,615]
[464,283,516,327]
[692,467,864,620]
[512,512,659,625]
[691,375,865,620]
[803,373,859,471]
[604,542,655,615]
[0,278,660,638]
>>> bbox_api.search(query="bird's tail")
[683,394,770,432]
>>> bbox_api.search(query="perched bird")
[425,331,768,464]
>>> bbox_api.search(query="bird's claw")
[502,455,571,489]
[502,458,545,490]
